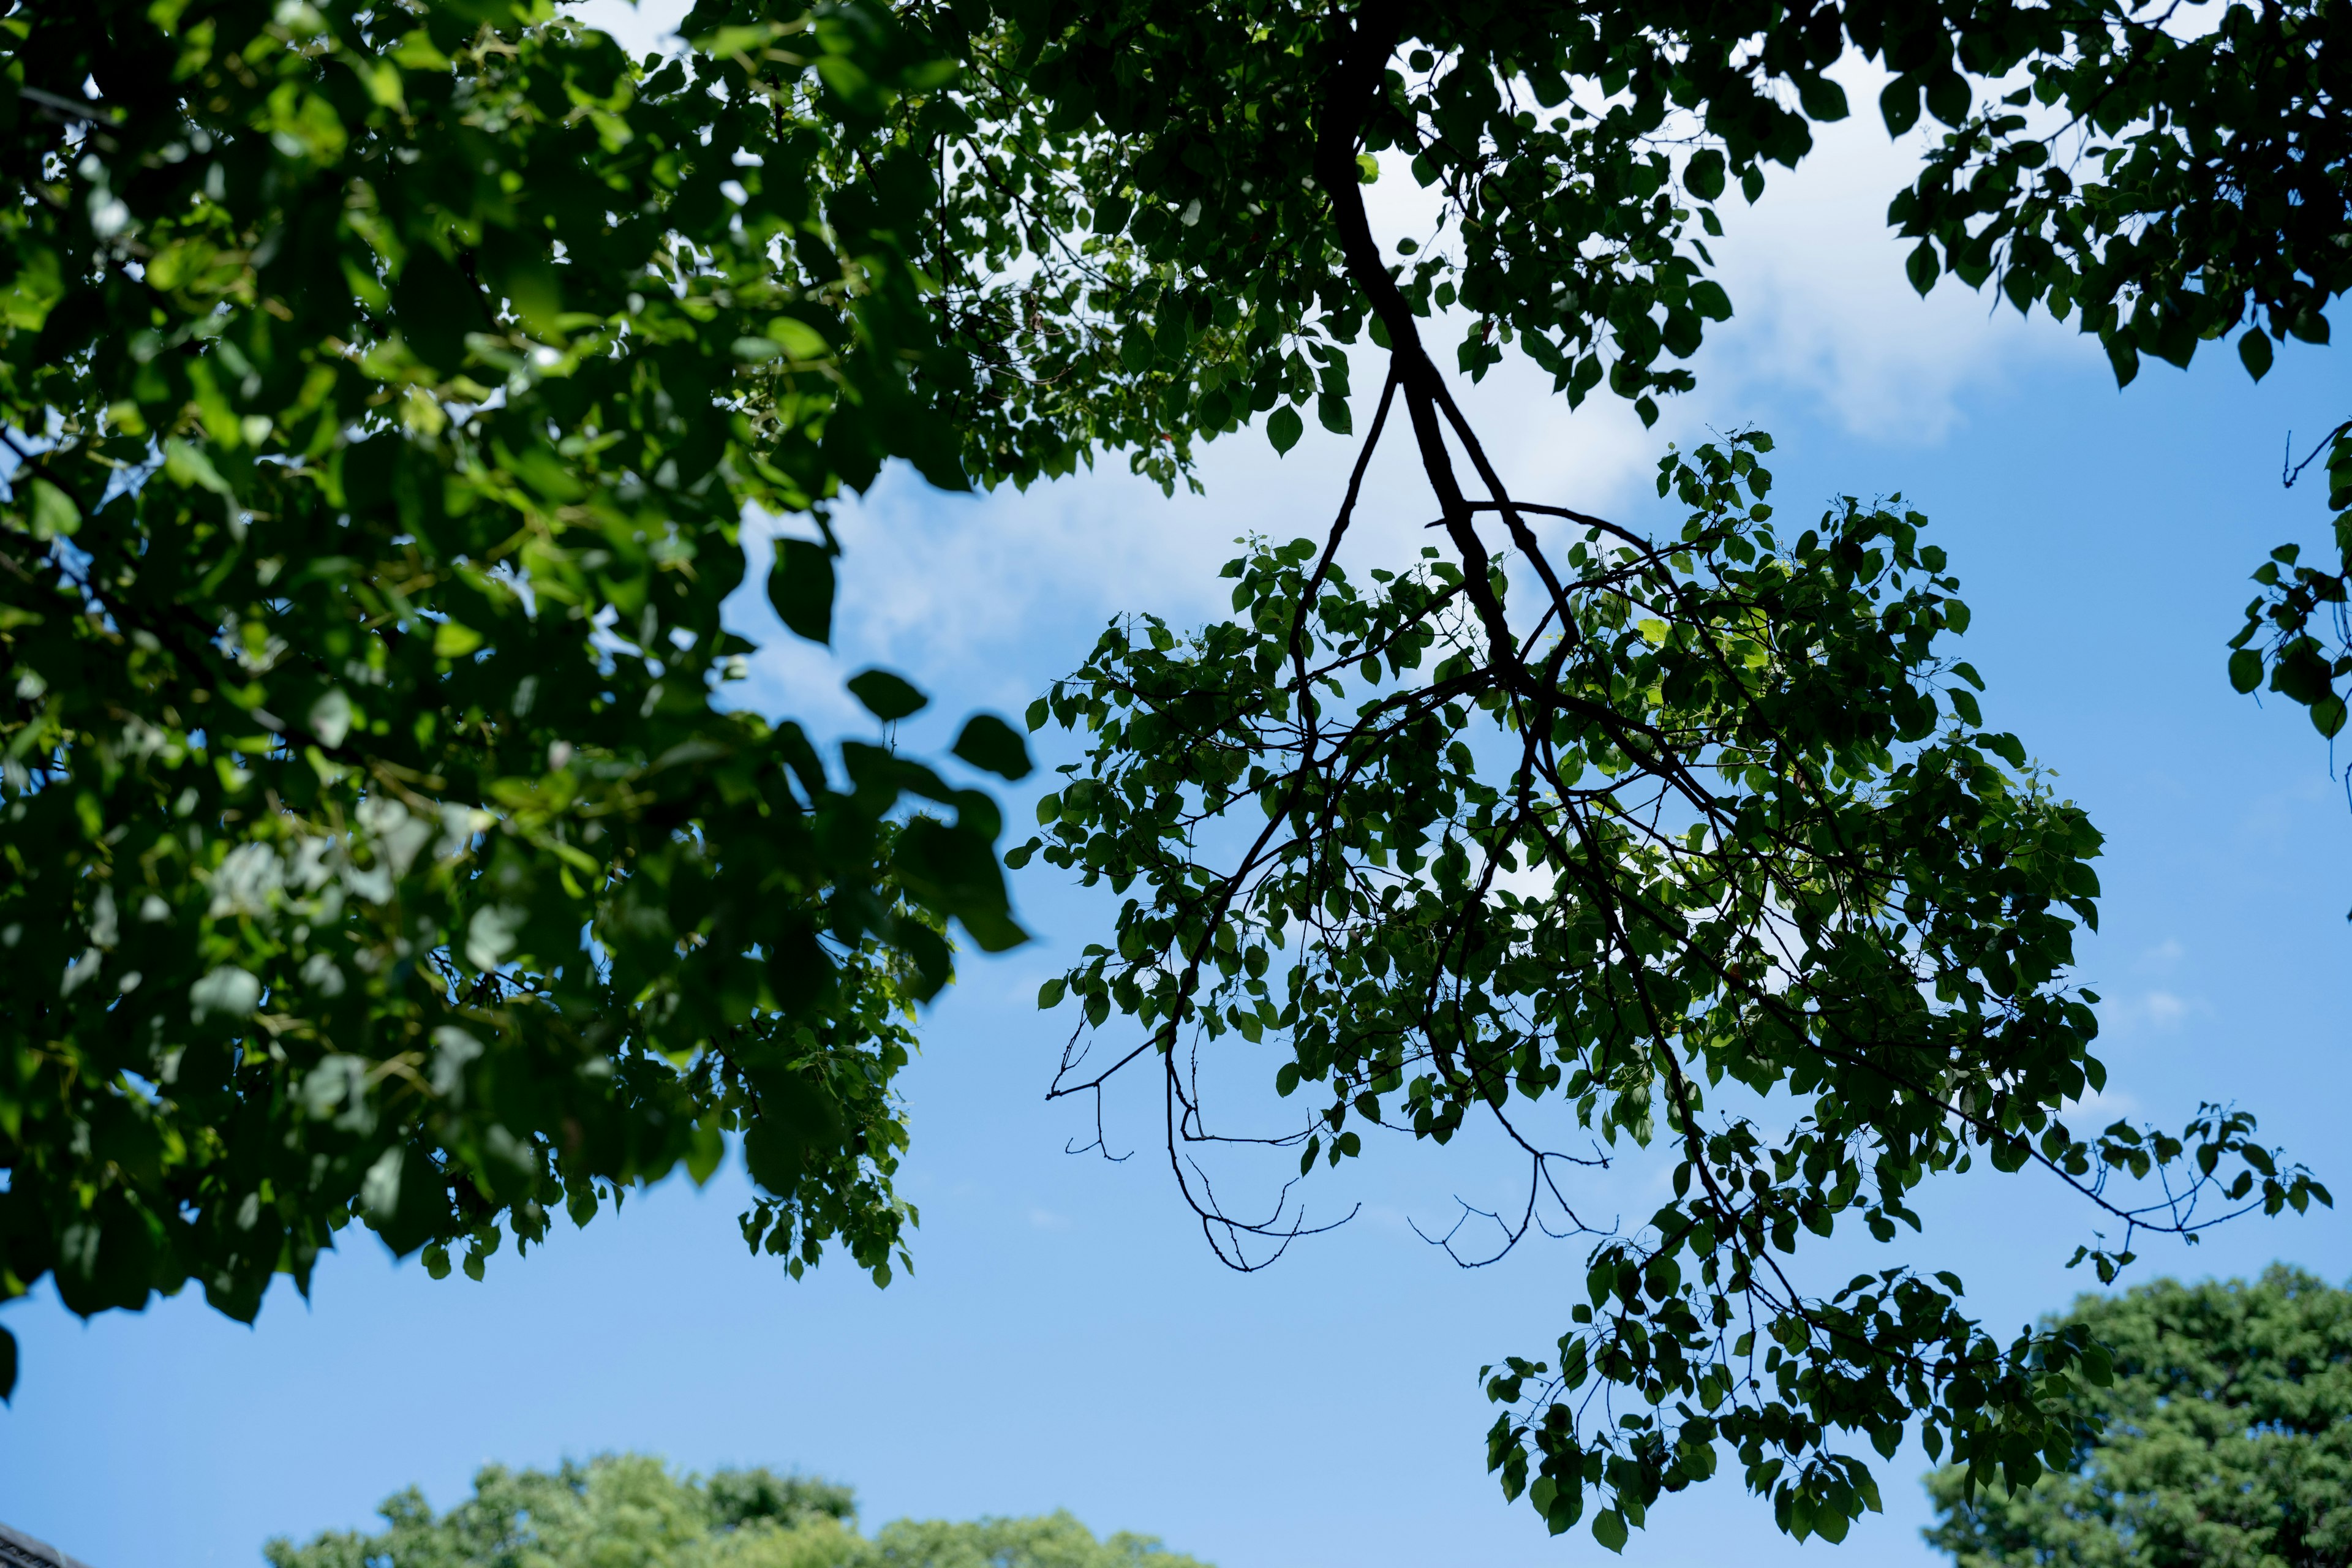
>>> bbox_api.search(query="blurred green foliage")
[264,1454,1213,1568]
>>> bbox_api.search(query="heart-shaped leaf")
[848,668,929,722]
[952,713,1033,780]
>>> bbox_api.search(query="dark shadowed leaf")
[952,714,1033,780]
[1267,405,1303,454]
[848,669,930,722]
[770,537,837,646]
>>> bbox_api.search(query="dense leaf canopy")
[1,0,2344,1551]
[0,0,1027,1395]
[1925,1268,2352,1568]
[265,1453,1215,1568]
[919,0,2352,477]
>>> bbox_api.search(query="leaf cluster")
[1891,0,2352,388]
[903,0,2351,490]
[2230,423,2352,745]
[1019,431,2326,1550]
[0,0,1030,1396]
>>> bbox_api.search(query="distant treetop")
[1925,1266,2352,1568]
[263,1454,1215,1568]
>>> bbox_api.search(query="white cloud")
[2097,986,2208,1039]
[2063,1085,2140,1119]
[1692,58,2089,442]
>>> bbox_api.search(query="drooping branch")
[1014,2,2332,1548]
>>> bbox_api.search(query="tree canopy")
[1925,1267,2352,1568]
[265,1453,1214,1568]
[1,0,2343,1555]
[0,0,1026,1402]
[982,0,2339,1549]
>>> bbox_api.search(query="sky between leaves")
[1,7,2347,1568]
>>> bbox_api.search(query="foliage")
[0,0,1032,1400]
[952,0,2343,1551]
[927,0,2352,767]
[2230,423,2352,747]
[1023,426,2326,1550]
[1891,0,2352,388]
[5,0,2346,1548]
[263,1453,1213,1568]
[1924,1267,2352,1568]
[1881,1,2352,777]
[266,1454,862,1568]
[918,0,2352,502]
[858,1513,1212,1568]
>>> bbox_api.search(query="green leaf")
[2229,649,2265,693]
[1,245,62,331]
[685,1121,724,1187]
[897,818,1027,954]
[2312,694,2348,737]
[769,537,836,645]
[1924,70,1971,126]
[952,713,1033,780]
[163,438,232,496]
[0,0,976,1386]
[848,669,930,722]
[1880,77,1923,136]
[769,316,831,360]
[27,478,77,540]
[1684,148,1726,201]
[1592,1509,1629,1553]
[2239,328,2274,380]
[433,621,486,658]
[1267,404,1304,454]
[1796,74,1849,122]
[1905,243,1940,296]
[2106,337,2141,388]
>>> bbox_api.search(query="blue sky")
[5,17,2349,1568]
